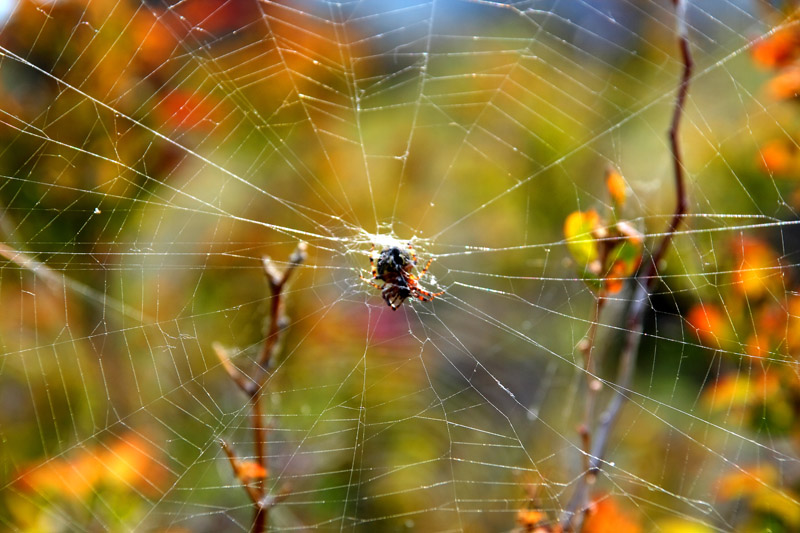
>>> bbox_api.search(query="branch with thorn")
[559,1,692,530]
[214,241,307,533]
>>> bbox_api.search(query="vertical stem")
[579,296,605,475]
[559,2,692,529]
[253,506,266,533]
[251,391,267,493]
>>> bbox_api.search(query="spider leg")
[389,292,407,310]
[360,274,382,290]
[368,244,378,279]
[417,256,434,279]
[412,287,445,302]
[408,242,418,265]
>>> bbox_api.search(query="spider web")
[0,0,797,531]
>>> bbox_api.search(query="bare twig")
[559,2,692,530]
[214,242,307,533]
[220,438,263,506]
[213,343,256,395]
[578,296,605,477]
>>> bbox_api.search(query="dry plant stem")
[579,296,605,474]
[220,438,263,505]
[214,242,307,533]
[559,2,691,530]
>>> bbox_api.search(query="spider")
[360,243,444,310]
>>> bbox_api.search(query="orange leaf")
[157,0,261,41]
[516,509,545,529]
[236,461,267,483]
[753,28,800,69]
[584,497,641,533]
[605,167,626,207]
[156,90,224,133]
[758,140,794,175]
[732,237,781,299]
[686,303,727,348]
[602,222,642,294]
[131,11,178,69]
[767,67,800,100]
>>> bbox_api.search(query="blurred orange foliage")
[752,26,800,69]
[717,464,800,529]
[605,167,627,207]
[732,237,782,298]
[686,303,728,348]
[768,66,800,100]
[757,139,796,175]
[583,496,641,533]
[15,432,170,501]
[156,89,225,133]
[701,370,782,413]
[717,464,778,500]
[516,509,546,531]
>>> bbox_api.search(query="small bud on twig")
[262,256,282,290]
[290,242,308,265]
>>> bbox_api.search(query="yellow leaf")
[564,210,600,267]
[701,373,761,413]
[751,488,800,528]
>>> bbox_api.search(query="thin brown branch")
[579,296,605,477]
[251,392,267,490]
[215,242,307,533]
[213,342,257,396]
[655,1,692,269]
[257,243,307,374]
[559,2,692,529]
[220,439,263,506]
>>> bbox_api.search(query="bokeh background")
[1,0,800,531]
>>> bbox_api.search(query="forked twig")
[214,242,307,533]
[559,1,692,529]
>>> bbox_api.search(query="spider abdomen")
[361,243,444,310]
